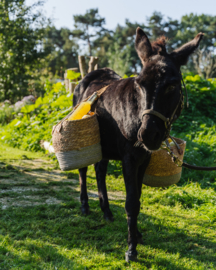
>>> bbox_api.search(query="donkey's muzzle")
[139,129,161,150]
[138,115,163,150]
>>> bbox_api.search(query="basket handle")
[52,84,110,135]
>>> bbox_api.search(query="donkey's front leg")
[79,167,90,215]
[95,159,113,221]
[122,154,141,262]
[136,157,151,245]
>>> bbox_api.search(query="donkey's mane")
[151,36,167,55]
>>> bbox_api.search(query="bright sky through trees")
[26,0,215,30]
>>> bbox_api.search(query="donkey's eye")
[165,85,175,94]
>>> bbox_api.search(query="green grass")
[0,146,216,269]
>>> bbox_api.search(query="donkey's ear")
[170,33,204,66]
[135,27,152,64]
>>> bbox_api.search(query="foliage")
[0,103,15,125]
[0,95,37,125]
[173,75,216,131]
[107,41,131,76]
[1,6,216,105]
[193,48,216,79]
[173,14,216,75]
[90,11,216,76]
[0,82,72,151]
[92,19,146,73]
[73,10,216,76]
[44,26,79,76]
[177,14,216,50]
[0,0,51,102]
[1,5,216,106]
[72,8,106,56]
[66,70,81,82]
[146,12,179,49]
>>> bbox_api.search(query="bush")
[0,103,15,125]
[0,81,72,151]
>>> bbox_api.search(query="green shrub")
[0,104,15,125]
[0,81,72,151]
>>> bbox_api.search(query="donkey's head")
[136,27,203,150]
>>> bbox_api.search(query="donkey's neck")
[103,78,146,141]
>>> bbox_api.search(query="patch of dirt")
[23,170,68,183]
[0,178,27,185]
[0,172,16,178]
[0,187,43,193]
[0,196,62,209]
[0,158,125,210]
[66,186,125,201]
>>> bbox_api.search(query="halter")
[134,75,186,149]
[142,94,183,139]
[141,76,186,139]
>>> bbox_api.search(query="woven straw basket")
[52,114,102,171]
[143,137,186,187]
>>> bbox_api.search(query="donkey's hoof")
[125,251,138,262]
[104,214,114,222]
[81,206,90,215]
[104,209,114,222]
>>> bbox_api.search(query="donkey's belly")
[98,117,123,160]
[100,130,122,160]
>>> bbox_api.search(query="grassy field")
[0,145,216,270]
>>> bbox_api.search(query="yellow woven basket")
[52,114,102,171]
[143,137,186,187]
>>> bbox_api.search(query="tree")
[44,26,79,76]
[193,48,216,78]
[146,12,216,76]
[69,10,216,77]
[107,42,131,77]
[94,19,147,73]
[115,20,147,73]
[147,12,179,51]
[172,14,216,74]
[0,0,51,101]
[175,14,216,49]
[72,8,106,56]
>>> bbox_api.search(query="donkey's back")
[73,67,121,108]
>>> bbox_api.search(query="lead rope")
[163,136,216,171]
[181,76,189,108]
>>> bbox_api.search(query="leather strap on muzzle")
[142,109,171,129]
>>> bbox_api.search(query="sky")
[26,0,216,30]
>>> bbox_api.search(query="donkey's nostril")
[152,131,160,142]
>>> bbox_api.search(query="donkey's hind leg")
[79,167,90,215]
[95,159,113,221]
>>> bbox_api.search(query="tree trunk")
[78,56,87,79]
[88,56,99,73]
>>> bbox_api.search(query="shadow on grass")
[0,197,216,269]
[0,153,216,269]
[0,240,84,269]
